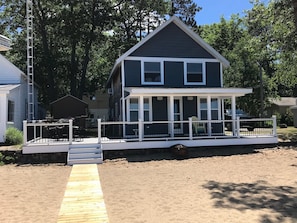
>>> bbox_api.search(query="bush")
[5,127,23,145]
[280,109,294,126]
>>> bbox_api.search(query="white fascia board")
[125,87,253,97]
[0,84,20,94]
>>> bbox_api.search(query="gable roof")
[108,16,230,83]
[0,35,11,51]
[270,97,297,107]
[50,94,88,105]
[0,54,26,83]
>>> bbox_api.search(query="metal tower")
[26,0,34,120]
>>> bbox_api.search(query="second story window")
[142,61,164,85]
[185,62,205,85]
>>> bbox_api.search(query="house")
[0,35,38,143]
[22,16,277,162]
[268,97,297,116]
[82,89,109,128]
[106,16,254,139]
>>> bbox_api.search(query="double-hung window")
[142,61,163,85]
[185,62,205,85]
[128,97,152,121]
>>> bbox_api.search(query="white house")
[0,35,38,143]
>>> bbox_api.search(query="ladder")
[26,0,34,120]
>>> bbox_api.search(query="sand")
[0,164,71,223]
[0,146,297,223]
[98,147,297,223]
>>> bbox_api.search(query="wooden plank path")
[57,164,109,223]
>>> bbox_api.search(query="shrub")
[5,127,23,145]
[280,109,294,126]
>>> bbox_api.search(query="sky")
[194,0,254,25]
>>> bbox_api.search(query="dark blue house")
[107,16,255,139]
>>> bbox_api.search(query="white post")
[69,119,73,144]
[23,120,27,144]
[272,115,277,136]
[169,96,174,138]
[98,119,101,143]
[236,116,240,138]
[39,120,42,139]
[138,119,143,141]
[231,95,236,136]
[207,96,211,136]
[189,117,193,140]
[33,120,36,140]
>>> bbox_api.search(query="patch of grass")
[277,127,297,142]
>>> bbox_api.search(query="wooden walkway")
[57,164,109,223]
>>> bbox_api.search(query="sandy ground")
[0,164,71,223]
[0,146,296,223]
[98,147,297,223]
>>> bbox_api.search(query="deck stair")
[67,143,103,165]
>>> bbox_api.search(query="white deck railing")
[23,116,277,145]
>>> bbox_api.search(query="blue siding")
[124,60,141,87]
[164,61,184,87]
[206,62,221,87]
[130,23,214,58]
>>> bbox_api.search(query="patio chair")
[191,116,206,135]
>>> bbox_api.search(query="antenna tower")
[26,0,34,120]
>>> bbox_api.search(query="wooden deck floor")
[57,164,109,223]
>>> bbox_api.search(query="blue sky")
[194,0,254,25]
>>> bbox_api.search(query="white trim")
[141,60,164,85]
[126,96,153,122]
[125,87,253,97]
[184,61,206,86]
[126,56,220,63]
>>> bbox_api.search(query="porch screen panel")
[129,98,138,121]
[144,98,150,121]
[200,98,207,120]
[211,98,219,120]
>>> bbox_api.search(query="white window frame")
[141,60,164,85]
[127,97,152,121]
[127,98,139,122]
[184,61,206,85]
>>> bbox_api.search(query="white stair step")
[69,153,102,159]
[67,143,103,165]
[68,158,103,165]
[69,148,101,154]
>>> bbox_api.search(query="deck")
[22,118,278,155]
[57,164,109,222]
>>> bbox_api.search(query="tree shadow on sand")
[203,180,297,223]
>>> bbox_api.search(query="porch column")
[139,96,144,140]
[207,95,211,136]
[169,96,174,137]
[231,95,236,136]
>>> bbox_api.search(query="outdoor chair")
[191,116,206,135]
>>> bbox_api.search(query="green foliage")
[1,0,200,107]
[5,127,23,145]
[280,109,294,126]
[0,152,16,165]
[199,0,297,116]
